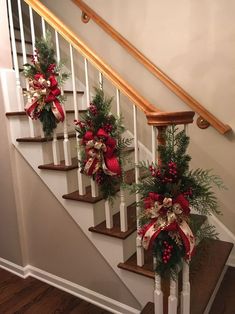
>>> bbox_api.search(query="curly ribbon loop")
[141,193,195,261]
[25,73,64,122]
[83,128,121,177]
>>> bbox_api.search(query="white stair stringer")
[2,69,154,308]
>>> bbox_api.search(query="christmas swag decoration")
[23,31,69,137]
[135,126,224,279]
[75,88,132,200]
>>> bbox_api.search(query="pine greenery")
[76,88,132,201]
[133,125,224,279]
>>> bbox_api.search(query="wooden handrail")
[73,0,231,135]
[24,0,158,115]
[24,0,195,130]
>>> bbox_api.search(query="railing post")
[168,278,178,314]
[181,261,190,314]
[156,126,166,165]
[154,273,163,314]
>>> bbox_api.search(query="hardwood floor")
[0,268,111,314]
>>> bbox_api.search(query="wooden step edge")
[38,157,78,171]
[118,254,154,279]
[16,132,76,143]
[140,302,154,314]
[62,168,137,204]
[17,52,32,58]
[190,239,234,314]
[126,239,234,314]
[6,109,86,117]
[63,185,103,204]
[88,204,137,240]
[15,38,33,45]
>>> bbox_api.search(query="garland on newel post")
[23,31,69,137]
[75,88,132,202]
[134,126,224,280]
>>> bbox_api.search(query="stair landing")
[125,239,233,314]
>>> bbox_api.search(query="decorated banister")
[73,0,232,135]
[24,0,158,115]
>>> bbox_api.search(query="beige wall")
[14,152,139,308]
[0,87,23,265]
[41,0,235,234]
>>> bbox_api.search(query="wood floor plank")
[0,269,112,314]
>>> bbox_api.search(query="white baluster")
[99,72,103,90]
[154,273,163,314]
[133,104,144,266]
[116,88,120,117]
[55,32,72,166]
[152,126,157,163]
[116,89,128,232]
[168,278,178,314]
[27,6,38,137]
[17,0,27,64]
[184,123,189,135]
[41,17,46,38]
[7,0,24,111]
[29,7,35,51]
[181,261,190,314]
[84,58,98,197]
[70,44,86,194]
[105,200,113,229]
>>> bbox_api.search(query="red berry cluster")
[103,123,113,133]
[89,104,98,116]
[47,63,56,74]
[183,187,193,198]
[95,169,105,185]
[149,161,178,184]
[162,241,173,264]
[74,120,85,128]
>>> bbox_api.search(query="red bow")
[25,73,64,123]
[83,128,121,177]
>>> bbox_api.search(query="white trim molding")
[0,258,140,314]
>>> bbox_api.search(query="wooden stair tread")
[17,51,32,58]
[6,109,86,117]
[15,38,32,45]
[38,157,78,171]
[89,203,136,239]
[140,302,154,314]
[209,266,235,314]
[63,168,138,203]
[38,147,133,172]
[131,239,233,314]
[16,132,76,143]
[118,214,207,278]
[63,185,103,204]
[190,239,233,314]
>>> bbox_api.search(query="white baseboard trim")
[0,258,140,314]
[0,257,28,278]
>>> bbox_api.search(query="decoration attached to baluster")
[22,31,69,137]
[134,126,224,279]
[75,88,132,200]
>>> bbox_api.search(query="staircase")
[1,0,234,313]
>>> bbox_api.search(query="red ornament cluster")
[149,161,178,184]
[162,241,173,264]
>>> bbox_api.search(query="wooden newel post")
[156,126,166,165]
